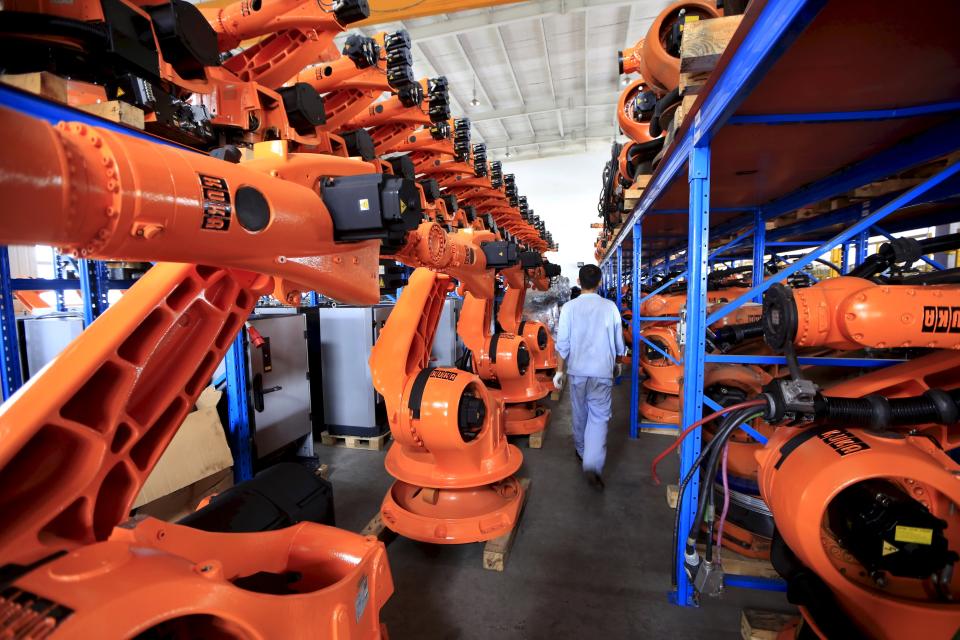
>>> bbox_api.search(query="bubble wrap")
[521,276,571,335]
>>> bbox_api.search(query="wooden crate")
[319,430,391,451]
[740,609,800,640]
[679,15,743,96]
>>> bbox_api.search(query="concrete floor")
[321,382,790,639]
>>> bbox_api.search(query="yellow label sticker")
[400,200,407,214]
[359,198,370,211]
[881,541,899,557]
[895,526,933,545]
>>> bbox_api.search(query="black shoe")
[584,470,605,492]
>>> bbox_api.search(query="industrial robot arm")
[0,109,397,635]
[762,278,960,352]
[0,107,424,305]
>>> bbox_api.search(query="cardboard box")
[133,386,234,515]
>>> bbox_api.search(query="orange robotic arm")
[752,352,960,639]
[203,0,367,88]
[0,110,399,634]
[763,278,960,351]
[0,107,435,305]
[369,265,525,544]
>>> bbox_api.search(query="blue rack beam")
[0,248,23,401]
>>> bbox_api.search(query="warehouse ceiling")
[341,0,671,162]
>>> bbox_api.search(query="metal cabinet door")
[248,313,311,457]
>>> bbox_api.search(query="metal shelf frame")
[598,0,959,606]
[0,246,128,400]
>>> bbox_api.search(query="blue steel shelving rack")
[0,246,132,400]
[599,0,960,606]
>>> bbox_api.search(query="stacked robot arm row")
[0,1,558,636]
[595,1,732,258]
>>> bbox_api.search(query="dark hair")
[570,286,581,299]
[578,264,601,290]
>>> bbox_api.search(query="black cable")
[813,257,843,274]
[688,409,757,549]
[698,411,763,564]
[893,267,960,285]
[670,407,755,585]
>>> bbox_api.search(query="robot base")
[380,477,525,544]
[639,390,679,424]
[504,402,550,436]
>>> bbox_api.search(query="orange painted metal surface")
[617,77,657,144]
[788,277,960,350]
[757,427,960,639]
[752,351,960,638]
[0,108,383,305]
[0,262,394,636]
[10,518,392,639]
[369,268,524,543]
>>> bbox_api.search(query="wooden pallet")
[0,71,67,102]
[640,425,679,436]
[482,477,532,572]
[740,609,800,640]
[319,430,391,451]
[623,174,652,211]
[360,512,399,545]
[507,428,547,450]
[358,477,532,572]
[679,15,743,96]
[77,100,145,129]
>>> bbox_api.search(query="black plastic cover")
[519,251,543,269]
[146,0,219,80]
[341,129,377,160]
[442,194,458,216]
[178,463,334,533]
[481,241,519,269]
[278,83,326,134]
[388,154,416,181]
[334,0,370,25]
[342,34,379,69]
[322,173,423,244]
[419,178,441,202]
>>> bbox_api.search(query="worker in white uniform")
[553,264,625,491]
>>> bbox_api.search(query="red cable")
[650,399,766,485]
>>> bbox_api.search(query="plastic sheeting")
[521,276,571,335]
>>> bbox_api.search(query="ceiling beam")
[408,39,482,141]
[583,9,589,130]
[405,0,657,42]
[483,125,616,150]
[470,92,618,122]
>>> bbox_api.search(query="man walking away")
[553,264,625,491]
